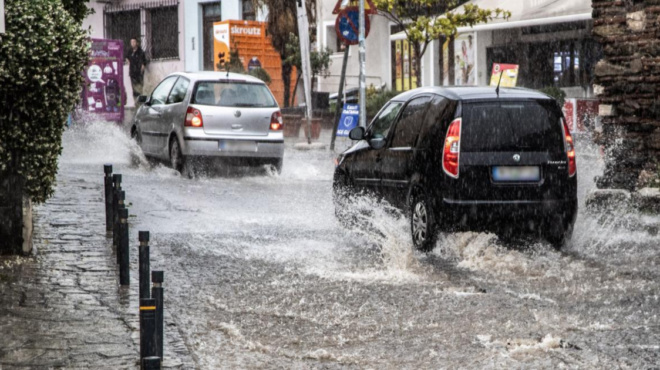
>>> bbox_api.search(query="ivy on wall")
[0,0,89,203]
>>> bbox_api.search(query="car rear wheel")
[544,216,574,250]
[333,172,356,228]
[170,137,194,178]
[411,191,437,252]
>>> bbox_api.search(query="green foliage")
[217,47,246,73]
[284,33,333,80]
[60,0,93,24]
[374,0,510,81]
[366,86,399,118]
[539,86,567,107]
[249,67,272,85]
[0,0,89,203]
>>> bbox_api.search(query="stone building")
[592,0,660,190]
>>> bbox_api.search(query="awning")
[455,0,592,32]
[388,0,592,40]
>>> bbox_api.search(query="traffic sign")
[333,0,378,15]
[335,7,371,46]
[336,103,359,137]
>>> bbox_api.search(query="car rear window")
[461,100,564,152]
[192,81,277,108]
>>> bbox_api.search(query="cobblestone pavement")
[0,171,194,369]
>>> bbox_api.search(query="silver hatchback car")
[131,71,284,175]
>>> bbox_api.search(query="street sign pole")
[330,46,350,151]
[358,0,366,128]
[296,0,314,144]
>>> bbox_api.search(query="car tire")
[269,158,283,174]
[410,190,437,252]
[544,216,574,250]
[170,137,194,178]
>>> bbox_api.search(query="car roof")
[170,71,266,84]
[391,86,553,102]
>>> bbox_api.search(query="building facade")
[83,0,259,107]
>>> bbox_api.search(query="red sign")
[335,7,371,46]
[333,0,378,15]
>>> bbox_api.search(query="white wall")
[316,1,392,94]
[85,0,185,107]
[476,30,493,86]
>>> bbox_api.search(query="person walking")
[125,38,148,103]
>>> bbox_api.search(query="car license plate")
[219,140,257,152]
[492,166,540,182]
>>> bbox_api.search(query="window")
[203,2,222,71]
[149,6,178,60]
[242,0,256,21]
[150,76,178,106]
[193,81,277,108]
[105,10,141,54]
[104,1,180,62]
[390,97,430,148]
[167,77,190,104]
[369,102,404,139]
[461,101,564,152]
[325,24,346,53]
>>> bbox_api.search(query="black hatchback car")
[333,87,577,251]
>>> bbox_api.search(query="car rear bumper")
[440,198,577,232]
[182,132,284,159]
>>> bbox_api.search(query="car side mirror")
[349,127,365,141]
[137,95,150,105]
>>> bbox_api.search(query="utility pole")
[358,0,366,127]
[296,0,314,144]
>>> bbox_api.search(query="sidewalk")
[0,170,193,368]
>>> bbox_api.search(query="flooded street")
[56,124,660,369]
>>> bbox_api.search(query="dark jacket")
[126,47,147,82]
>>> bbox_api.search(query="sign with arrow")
[335,7,371,46]
[333,0,378,15]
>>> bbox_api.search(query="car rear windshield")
[192,81,277,108]
[461,100,564,152]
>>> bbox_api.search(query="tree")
[374,0,510,84]
[0,0,89,253]
[284,33,332,102]
[251,0,316,107]
[60,0,93,24]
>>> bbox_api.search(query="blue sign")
[335,8,370,46]
[336,103,359,137]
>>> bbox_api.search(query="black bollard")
[115,191,125,264]
[139,231,150,300]
[104,164,113,233]
[112,174,122,249]
[142,356,161,370]
[140,298,158,363]
[119,208,130,286]
[152,271,164,359]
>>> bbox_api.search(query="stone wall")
[0,173,33,255]
[592,0,660,190]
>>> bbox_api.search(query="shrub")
[0,0,89,203]
[249,67,272,85]
[366,86,399,118]
[539,86,567,107]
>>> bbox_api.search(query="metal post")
[296,0,314,144]
[330,47,351,151]
[104,164,113,232]
[115,191,125,264]
[358,0,367,128]
[139,298,157,364]
[151,271,164,359]
[119,208,130,286]
[139,231,150,300]
[112,174,122,249]
[141,357,161,370]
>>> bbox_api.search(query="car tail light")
[270,111,283,131]
[443,118,462,178]
[562,120,576,177]
[185,107,203,127]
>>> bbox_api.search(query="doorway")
[202,2,222,71]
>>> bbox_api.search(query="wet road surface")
[54,124,660,368]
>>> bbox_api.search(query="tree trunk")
[413,42,423,87]
[0,172,33,255]
[282,62,292,108]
